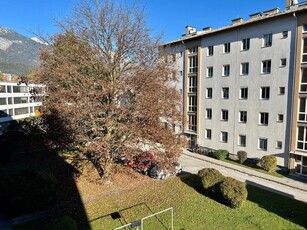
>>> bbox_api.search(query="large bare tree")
[35,0,182,180]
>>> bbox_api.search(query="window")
[206,108,212,119]
[172,54,176,62]
[189,47,197,54]
[206,88,212,98]
[0,98,6,105]
[276,141,283,149]
[179,70,183,76]
[188,76,197,93]
[208,45,214,56]
[297,126,307,150]
[260,87,270,100]
[282,31,288,38]
[263,33,273,47]
[280,58,287,67]
[240,87,248,99]
[304,25,307,32]
[189,56,198,73]
[188,114,197,131]
[223,65,230,77]
[221,131,228,143]
[241,62,249,75]
[279,87,285,95]
[262,60,271,74]
[303,38,307,63]
[222,87,229,99]
[221,109,228,121]
[207,67,213,78]
[14,107,29,115]
[259,138,268,151]
[205,129,212,139]
[259,112,269,125]
[239,111,247,123]
[238,135,246,147]
[242,38,250,51]
[0,86,5,93]
[188,95,197,112]
[224,42,230,53]
[301,69,307,92]
[277,114,284,123]
[299,97,307,122]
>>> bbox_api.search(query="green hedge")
[219,177,248,209]
[211,149,229,160]
[260,155,277,172]
[197,168,225,198]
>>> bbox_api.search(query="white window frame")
[206,108,212,119]
[280,58,287,67]
[259,138,268,151]
[240,87,248,99]
[206,88,212,99]
[208,45,214,56]
[276,141,283,149]
[224,42,230,53]
[205,129,212,139]
[277,114,284,123]
[221,87,229,99]
[262,60,271,74]
[221,131,228,143]
[207,66,213,78]
[239,111,247,123]
[260,87,270,100]
[221,109,228,121]
[238,135,246,147]
[259,112,269,126]
[242,38,250,51]
[263,33,273,47]
[279,87,285,95]
[241,62,249,75]
[223,65,230,77]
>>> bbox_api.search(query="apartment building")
[163,0,307,176]
[0,81,43,132]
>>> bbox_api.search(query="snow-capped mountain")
[0,26,47,76]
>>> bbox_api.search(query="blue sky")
[2,0,287,42]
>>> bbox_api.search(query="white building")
[0,81,43,131]
[163,0,307,176]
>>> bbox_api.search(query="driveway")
[179,150,307,203]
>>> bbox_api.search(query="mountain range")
[0,26,46,76]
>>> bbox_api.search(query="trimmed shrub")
[260,155,277,172]
[237,151,247,164]
[219,177,248,209]
[198,168,224,193]
[211,149,229,160]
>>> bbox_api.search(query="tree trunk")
[91,157,105,178]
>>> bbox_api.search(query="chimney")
[185,26,197,35]
[286,0,298,8]
[231,18,243,25]
[202,26,212,32]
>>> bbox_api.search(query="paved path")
[179,149,307,203]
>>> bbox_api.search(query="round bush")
[211,149,229,160]
[237,151,247,164]
[198,168,224,192]
[260,155,277,172]
[219,177,248,209]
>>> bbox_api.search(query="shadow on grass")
[0,119,90,229]
[89,202,169,229]
[246,181,307,229]
[178,171,204,195]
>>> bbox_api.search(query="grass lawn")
[14,173,307,230]
[222,158,286,178]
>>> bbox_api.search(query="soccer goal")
[114,207,173,230]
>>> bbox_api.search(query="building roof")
[163,3,307,46]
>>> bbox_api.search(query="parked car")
[115,151,182,179]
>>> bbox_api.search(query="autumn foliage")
[34,0,183,179]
